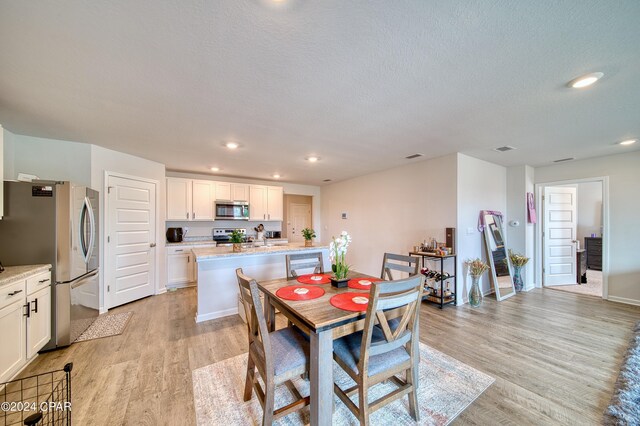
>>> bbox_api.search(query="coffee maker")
[166,227,183,243]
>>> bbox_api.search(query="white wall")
[321,154,457,278]
[166,171,322,240]
[91,145,167,309]
[2,131,92,186]
[506,165,535,288]
[535,151,640,305]
[576,181,603,244]
[456,154,508,300]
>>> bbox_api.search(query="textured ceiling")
[0,1,639,185]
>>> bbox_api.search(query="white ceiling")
[0,1,639,185]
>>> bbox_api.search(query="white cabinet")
[192,180,215,220]
[26,286,51,359]
[0,296,26,383]
[215,182,249,202]
[250,185,283,221]
[166,178,191,220]
[267,186,284,221]
[167,248,193,286]
[167,245,215,287]
[231,184,249,202]
[0,269,51,383]
[166,178,215,221]
[215,182,231,201]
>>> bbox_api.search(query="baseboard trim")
[607,295,640,307]
[196,307,238,323]
[99,307,108,314]
[156,287,167,295]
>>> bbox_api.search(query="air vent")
[323,179,332,182]
[405,153,423,159]
[494,146,516,152]
[553,157,575,163]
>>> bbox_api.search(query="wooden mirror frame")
[481,212,516,301]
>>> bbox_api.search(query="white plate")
[310,275,323,281]
[352,296,369,305]
[294,288,309,295]
[358,280,372,286]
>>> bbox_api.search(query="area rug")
[74,312,133,342]
[192,343,494,426]
[604,321,640,425]
[547,270,603,297]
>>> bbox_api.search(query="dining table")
[257,270,422,426]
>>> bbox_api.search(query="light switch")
[341,212,348,219]
[467,227,475,235]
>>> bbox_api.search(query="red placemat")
[348,277,382,290]
[330,292,370,312]
[296,273,331,285]
[276,285,325,301]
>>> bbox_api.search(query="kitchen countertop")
[0,264,52,287]
[192,243,328,261]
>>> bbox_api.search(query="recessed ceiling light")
[553,157,575,163]
[619,139,637,146]
[210,167,220,172]
[225,142,239,149]
[405,153,423,159]
[273,174,280,179]
[306,156,320,163]
[323,179,332,182]
[494,146,517,152]
[568,72,604,89]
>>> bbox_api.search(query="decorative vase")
[513,265,524,292]
[232,243,242,253]
[305,239,313,247]
[330,277,349,288]
[468,275,482,307]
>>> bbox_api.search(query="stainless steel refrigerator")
[0,181,100,350]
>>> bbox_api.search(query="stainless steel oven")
[215,201,249,220]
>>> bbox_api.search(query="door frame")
[104,171,159,310]
[534,176,609,298]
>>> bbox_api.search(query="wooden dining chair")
[286,251,324,279]
[236,268,311,425]
[380,252,420,280]
[332,275,424,425]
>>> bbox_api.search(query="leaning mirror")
[481,212,516,301]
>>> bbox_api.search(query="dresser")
[585,237,602,270]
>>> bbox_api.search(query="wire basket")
[1,363,72,426]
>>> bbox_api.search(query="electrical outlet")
[341,212,348,219]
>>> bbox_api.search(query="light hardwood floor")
[17,287,640,425]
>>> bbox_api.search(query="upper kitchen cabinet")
[215,182,249,202]
[166,178,215,221]
[249,185,283,221]
[167,178,191,220]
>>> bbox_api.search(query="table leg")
[263,294,276,332]
[310,329,333,426]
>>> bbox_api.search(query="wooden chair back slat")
[359,275,423,371]
[236,268,271,364]
[286,252,324,278]
[380,253,420,280]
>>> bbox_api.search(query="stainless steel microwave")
[215,201,249,220]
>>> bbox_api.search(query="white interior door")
[543,186,577,286]
[107,175,156,308]
[288,203,311,243]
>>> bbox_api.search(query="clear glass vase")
[468,275,482,307]
[513,265,524,292]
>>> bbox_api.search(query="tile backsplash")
[165,220,282,239]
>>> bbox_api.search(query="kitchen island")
[191,243,329,323]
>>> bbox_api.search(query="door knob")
[150,243,156,247]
